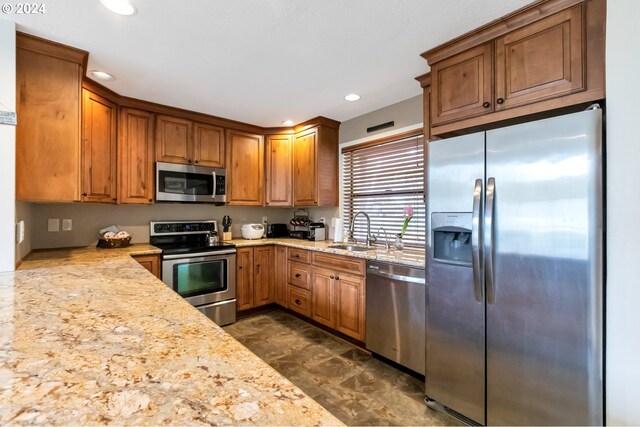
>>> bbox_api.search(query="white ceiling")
[7,0,532,127]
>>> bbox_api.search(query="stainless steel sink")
[329,244,377,252]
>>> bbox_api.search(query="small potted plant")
[395,206,413,250]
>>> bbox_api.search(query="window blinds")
[342,134,425,247]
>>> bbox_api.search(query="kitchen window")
[342,132,425,247]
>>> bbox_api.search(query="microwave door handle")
[211,171,217,199]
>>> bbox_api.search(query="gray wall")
[339,94,423,143]
[28,203,338,249]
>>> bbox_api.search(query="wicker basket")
[97,236,132,249]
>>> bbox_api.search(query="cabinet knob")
[112,198,117,201]
[335,276,340,280]
[294,254,300,258]
[295,299,302,305]
[295,273,302,279]
[483,102,491,108]
[330,275,335,279]
[238,266,243,270]
[82,192,88,197]
[194,160,199,164]
[188,159,192,163]
[496,98,504,105]
[149,199,153,202]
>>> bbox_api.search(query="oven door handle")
[163,249,236,260]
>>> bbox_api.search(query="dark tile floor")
[224,309,458,426]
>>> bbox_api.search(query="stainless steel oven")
[162,250,236,325]
[151,220,237,326]
[156,161,226,203]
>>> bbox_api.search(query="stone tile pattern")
[231,238,425,268]
[1,245,341,426]
[225,310,459,427]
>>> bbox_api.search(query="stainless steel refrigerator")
[425,108,604,425]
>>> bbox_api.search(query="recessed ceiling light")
[100,0,137,16]
[282,120,294,126]
[344,93,361,102]
[89,70,115,81]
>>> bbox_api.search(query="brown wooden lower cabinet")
[132,254,160,278]
[334,273,366,341]
[274,246,288,307]
[236,246,274,311]
[311,267,336,328]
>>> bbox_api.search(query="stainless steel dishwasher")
[366,261,425,375]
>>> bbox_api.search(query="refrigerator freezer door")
[485,109,603,425]
[426,133,486,424]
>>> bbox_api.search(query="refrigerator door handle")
[471,178,483,302]
[485,177,496,304]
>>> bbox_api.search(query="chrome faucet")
[377,226,391,250]
[348,211,377,246]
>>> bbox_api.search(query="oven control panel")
[151,221,217,235]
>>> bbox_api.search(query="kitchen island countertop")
[1,244,342,426]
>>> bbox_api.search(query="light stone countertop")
[0,244,342,426]
[230,238,426,268]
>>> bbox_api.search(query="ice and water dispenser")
[431,213,473,265]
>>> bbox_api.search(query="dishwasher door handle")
[367,268,425,285]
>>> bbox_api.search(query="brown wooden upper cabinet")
[226,130,264,206]
[156,115,192,164]
[156,115,225,167]
[16,33,86,202]
[82,89,117,203]
[193,123,225,167]
[118,108,155,204]
[494,5,584,111]
[431,43,494,126]
[293,123,339,207]
[265,133,293,207]
[422,0,605,136]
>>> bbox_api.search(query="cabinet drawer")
[312,252,365,276]
[288,261,311,290]
[288,248,310,264]
[288,286,311,318]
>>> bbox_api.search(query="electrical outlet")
[47,218,60,232]
[62,219,72,231]
[262,216,268,225]
[319,217,326,224]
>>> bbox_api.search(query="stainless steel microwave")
[155,162,226,204]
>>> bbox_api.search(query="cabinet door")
[132,254,160,278]
[312,268,336,328]
[118,108,155,204]
[293,127,318,206]
[16,48,82,202]
[82,89,117,203]
[156,115,192,164]
[431,43,493,126]
[226,130,264,205]
[274,246,288,307]
[253,245,274,307]
[495,5,584,110]
[193,123,224,167]
[265,134,293,207]
[335,273,366,341]
[236,247,254,311]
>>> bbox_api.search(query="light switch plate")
[15,221,24,244]
[48,218,60,232]
[62,219,72,231]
